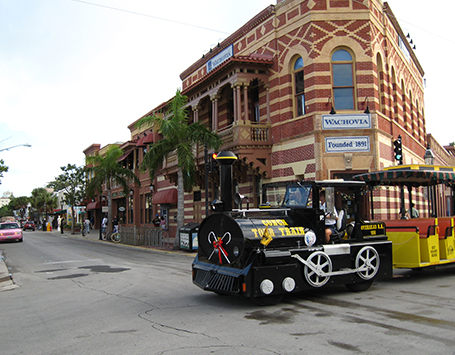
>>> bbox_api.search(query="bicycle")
[106,225,121,243]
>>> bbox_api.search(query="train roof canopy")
[353,164,455,187]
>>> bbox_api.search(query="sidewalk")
[51,227,195,256]
[50,227,102,242]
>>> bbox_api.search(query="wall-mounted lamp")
[327,97,336,115]
[364,97,370,114]
[406,32,416,50]
[129,190,134,196]
[149,184,155,192]
[424,143,434,165]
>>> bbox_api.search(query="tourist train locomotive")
[192,151,393,304]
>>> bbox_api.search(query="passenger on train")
[406,203,420,219]
[320,191,338,243]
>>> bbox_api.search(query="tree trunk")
[71,206,75,234]
[173,168,185,249]
[107,189,113,234]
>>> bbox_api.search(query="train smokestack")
[215,151,237,212]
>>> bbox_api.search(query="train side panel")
[384,217,455,268]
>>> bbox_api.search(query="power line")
[70,0,230,35]
[397,18,455,45]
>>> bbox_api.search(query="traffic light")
[393,136,403,164]
[209,152,219,173]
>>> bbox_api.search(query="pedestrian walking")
[60,217,65,234]
[100,215,108,240]
[84,217,90,234]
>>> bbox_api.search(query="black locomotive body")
[192,152,393,304]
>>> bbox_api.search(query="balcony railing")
[219,121,271,148]
[168,121,272,170]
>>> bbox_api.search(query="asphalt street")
[2,230,455,355]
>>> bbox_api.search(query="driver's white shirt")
[320,202,338,226]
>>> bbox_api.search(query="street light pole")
[0,144,32,152]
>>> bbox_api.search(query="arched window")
[331,49,355,110]
[293,56,305,116]
[401,80,407,125]
[376,53,385,114]
[391,67,398,120]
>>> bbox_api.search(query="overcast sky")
[1,0,453,198]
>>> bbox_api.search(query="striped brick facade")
[86,0,454,237]
[177,0,429,222]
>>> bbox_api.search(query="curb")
[0,253,18,291]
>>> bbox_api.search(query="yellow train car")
[384,217,455,268]
[354,164,455,269]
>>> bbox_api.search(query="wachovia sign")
[207,45,234,73]
[322,113,371,130]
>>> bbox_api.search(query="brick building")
[85,0,455,238]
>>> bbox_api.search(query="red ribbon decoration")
[213,237,229,264]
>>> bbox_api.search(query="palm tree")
[85,145,140,233]
[137,89,221,248]
[30,188,58,225]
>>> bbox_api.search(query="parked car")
[0,222,23,242]
[23,221,36,231]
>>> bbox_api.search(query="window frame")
[331,49,356,111]
[293,56,305,117]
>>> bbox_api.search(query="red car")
[23,221,36,231]
[0,222,23,242]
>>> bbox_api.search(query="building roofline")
[384,2,424,77]
[179,5,275,81]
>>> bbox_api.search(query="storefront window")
[128,195,133,224]
[145,193,153,223]
[117,198,126,224]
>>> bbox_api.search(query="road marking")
[44,259,100,265]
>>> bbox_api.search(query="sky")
[1,0,454,198]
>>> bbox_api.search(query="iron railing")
[119,226,171,248]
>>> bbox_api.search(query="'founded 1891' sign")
[325,136,370,153]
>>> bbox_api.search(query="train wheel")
[251,294,284,306]
[345,280,373,292]
[355,246,380,280]
[304,251,332,287]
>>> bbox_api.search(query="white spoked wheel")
[355,246,380,280]
[304,251,332,287]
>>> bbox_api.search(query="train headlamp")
[304,230,317,246]
[233,246,240,257]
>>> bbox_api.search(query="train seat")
[437,217,455,261]
[385,218,436,239]
[330,209,347,243]
[437,217,454,239]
